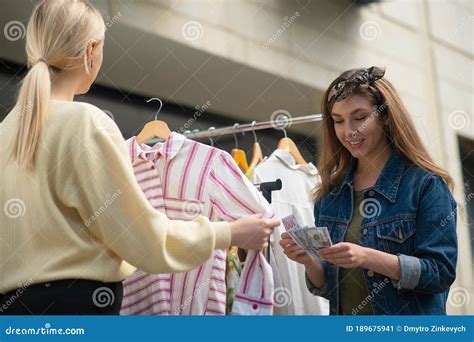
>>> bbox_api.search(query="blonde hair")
[314,70,455,201]
[10,0,105,170]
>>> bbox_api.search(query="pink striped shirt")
[120,132,275,315]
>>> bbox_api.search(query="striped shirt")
[120,132,275,315]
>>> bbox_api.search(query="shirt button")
[368,190,375,196]
[367,270,374,277]
[372,282,378,288]
[252,304,258,310]
[362,228,368,235]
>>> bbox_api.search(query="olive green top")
[338,190,374,315]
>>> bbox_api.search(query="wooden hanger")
[136,98,171,144]
[231,149,249,173]
[277,127,307,164]
[248,121,263,172]
[230,123,249,173]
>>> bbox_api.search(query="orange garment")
[231,148,249,173]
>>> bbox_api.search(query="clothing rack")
[148,113,323,143]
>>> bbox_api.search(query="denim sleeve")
[393,175,457,294]
[305,260,330,299]
[305,200,331,299]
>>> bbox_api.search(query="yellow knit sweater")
[0,100,230,294]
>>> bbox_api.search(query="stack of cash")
[282,214,332,259]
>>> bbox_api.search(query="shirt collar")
[272,149,319,176]
[334,150,406,203]
[129,132,186,162]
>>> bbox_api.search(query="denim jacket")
[306,151,458,315]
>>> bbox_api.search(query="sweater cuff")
[212,221,231,249]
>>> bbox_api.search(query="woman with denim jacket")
[280,66,458,315]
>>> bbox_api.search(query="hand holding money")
[318,242,368,268]
[281,214,333,260]
[279,232,314,266]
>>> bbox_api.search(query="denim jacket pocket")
[317,216,347,244]
[376,219,416,254]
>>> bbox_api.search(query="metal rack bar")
[184,113,323,139]
[148,113,323,144]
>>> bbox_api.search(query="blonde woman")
[280,67,457,315]
[0,0,279,315]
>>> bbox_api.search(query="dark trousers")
[0,279,123,315]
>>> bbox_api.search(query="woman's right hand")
[279,231,314,266]
[229,214,280,250]
[280,232,327,289]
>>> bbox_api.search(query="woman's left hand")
[318,242,368,268]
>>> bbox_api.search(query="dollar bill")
[302,226,332,251]
[282,214,333,258]
[291,227,313,251]
[281,214,299,231]
[288,226,332,258]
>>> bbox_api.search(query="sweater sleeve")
[55,104,231,274]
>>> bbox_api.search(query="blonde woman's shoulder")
[50,100,117,134]
[50,100,104,118]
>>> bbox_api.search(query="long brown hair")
[313,69,454,201]
[10,0,105,170]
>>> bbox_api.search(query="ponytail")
[9,0,105,171]
[10,60,51,170]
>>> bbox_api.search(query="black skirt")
[0,279,123,315]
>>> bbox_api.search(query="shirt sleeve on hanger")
[208,151,276,315]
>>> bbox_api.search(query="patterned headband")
[328,66,386,103]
